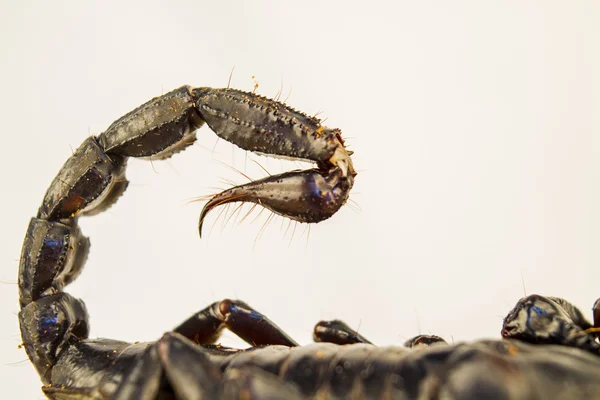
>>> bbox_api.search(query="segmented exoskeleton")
[18,85,356,399]
[18,85,600,399]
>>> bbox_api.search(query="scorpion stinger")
[191,87,356,236]
[197,167,354,237]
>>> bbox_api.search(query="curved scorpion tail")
[198,167,354,237]
[193,86,356,237]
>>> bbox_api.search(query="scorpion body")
[18,85,600,399]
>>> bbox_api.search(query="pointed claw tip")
[198,208,208,238]
[196,189,252,239]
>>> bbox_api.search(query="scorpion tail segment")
[198,167,354,237]
[19,219,89,308]
[98,86,205,160]
[18,293,89,382]
[37,137,129,221]
[193,87,347,167]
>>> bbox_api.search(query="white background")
[1,1,599,398]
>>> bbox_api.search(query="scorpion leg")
[593,297,600,330]
[175,299,298,347]
[502,294,600,355]
[313,320,373,345]
[313,320,447,348]
[403,335,447,348]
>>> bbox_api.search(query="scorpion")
[17,84,600,399]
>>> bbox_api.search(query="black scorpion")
[18,85,600,399]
